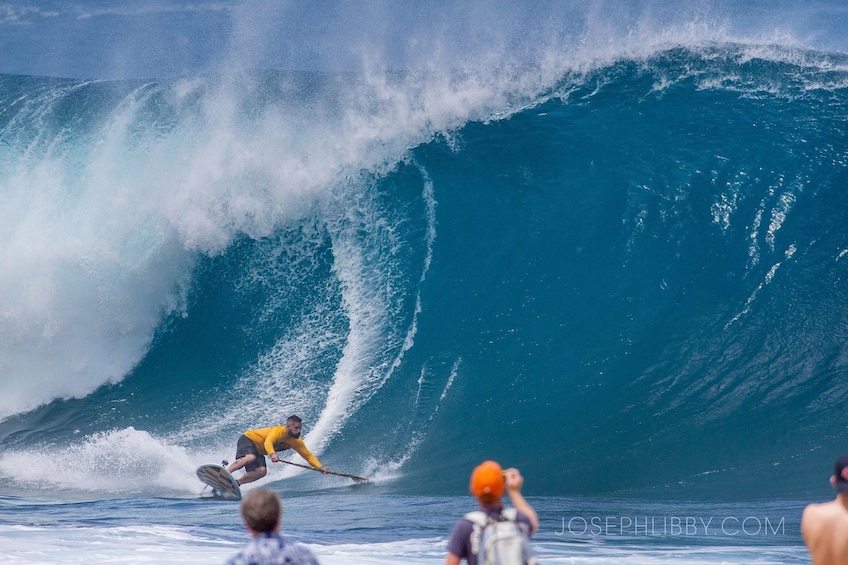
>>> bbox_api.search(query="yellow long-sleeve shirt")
[244,426,322,469]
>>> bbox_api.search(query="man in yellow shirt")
[226,415,329,485]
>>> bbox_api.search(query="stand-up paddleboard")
[196,464,242,500]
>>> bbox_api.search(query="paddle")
[277,459,369,484]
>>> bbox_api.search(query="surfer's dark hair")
[286,414,302,423]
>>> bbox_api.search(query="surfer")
[802,454,848,565]
[227,415,329,485]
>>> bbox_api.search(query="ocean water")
[2,1,848,563]
[0,493,811,564]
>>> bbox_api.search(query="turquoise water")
[3,44,847,496]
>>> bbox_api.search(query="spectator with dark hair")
[227,488,320,565]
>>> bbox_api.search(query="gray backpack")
[464,508,538,565]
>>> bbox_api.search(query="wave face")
[1,44,848,498]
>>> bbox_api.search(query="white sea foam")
[0,427,210,496]
[0,523,809,565]
[0,524,239,564]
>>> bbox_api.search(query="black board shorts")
[235,434,266,472]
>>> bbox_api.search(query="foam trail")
[725,245,797,329]
[438,358,461,405]
[362,356,461,483]
[304,168,440,461]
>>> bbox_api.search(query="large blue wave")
[1,43,847,498]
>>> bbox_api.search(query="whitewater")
[2,1,848,563]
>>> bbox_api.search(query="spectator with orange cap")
[444,460,539,565]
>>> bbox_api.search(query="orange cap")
[469,460,505,500]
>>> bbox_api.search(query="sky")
[0,1,846,80]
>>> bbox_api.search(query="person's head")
[285,415,303,438]
[240,488,282,535]
[470,460,505,507]
[831,454,848,495]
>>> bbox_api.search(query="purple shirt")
[446,506,534,565]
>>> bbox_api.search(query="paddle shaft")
[278,459,369,483]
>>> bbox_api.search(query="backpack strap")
[500,508,518,522]
[463,510,489,528]
[464,508,519,526]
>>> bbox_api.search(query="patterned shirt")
[227,532,320,565]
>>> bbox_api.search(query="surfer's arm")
[292,439,323,469]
